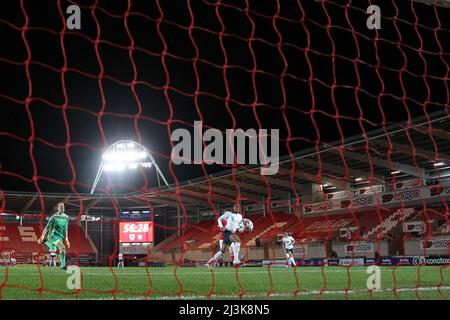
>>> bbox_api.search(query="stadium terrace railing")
[304,184,450,214]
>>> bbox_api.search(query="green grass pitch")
[0,265,448,300]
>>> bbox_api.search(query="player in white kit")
[206,204,243,267]
[282,233,296,267]
[117,252,124,268]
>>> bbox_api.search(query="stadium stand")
[155,205,448,256]
[0,223,97,263]
[362,208,416,240]
[410,206,447,222]
[157,213,297,251]
[436,224,450,235]
[159,227,202,252]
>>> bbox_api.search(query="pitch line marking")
[0,269,373,276]
[46,285,450,300]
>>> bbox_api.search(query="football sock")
[233,243,241,263]
[290,257,296,267]
[208,251,223,264]
[60,250,66,268]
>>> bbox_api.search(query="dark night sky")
[0,0,449,194]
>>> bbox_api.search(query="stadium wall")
[332,241,388,258]
[86,220,117,262]
[404,236,449,256]
[151,239,448,264]
[152,244,329,263]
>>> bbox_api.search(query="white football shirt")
[282,236,295,250]
[218,211,243,233]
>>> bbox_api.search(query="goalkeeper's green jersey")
[46,212,69,240]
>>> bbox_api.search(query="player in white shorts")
[282,233,296,267]
[118,252,124,268]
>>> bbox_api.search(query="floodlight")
[129,163,138,169]
[90,140,170,194]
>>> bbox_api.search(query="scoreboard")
[119,221,153,243]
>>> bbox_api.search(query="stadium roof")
[414,0,450,7]
[1,109,448,216]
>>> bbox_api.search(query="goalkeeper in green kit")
[38,202,71,270]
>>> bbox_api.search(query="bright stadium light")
[90,140,170,194]
[434,162,445,167]
[355,177,364,182]
[390,170,401,175]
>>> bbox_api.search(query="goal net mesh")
[0,0,449,299]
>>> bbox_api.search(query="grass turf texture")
[0,265,448,300]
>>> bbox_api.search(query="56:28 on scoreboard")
[119,221,154,243]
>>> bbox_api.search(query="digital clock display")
[119,221,154,243]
